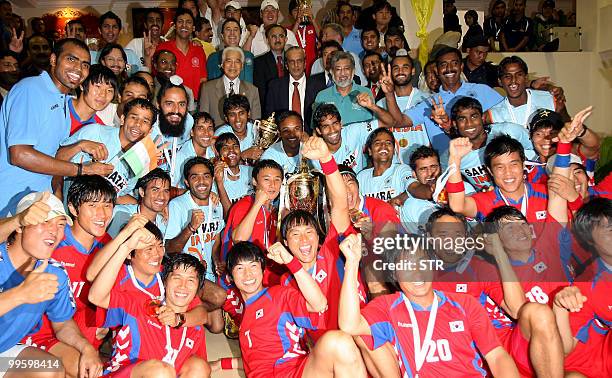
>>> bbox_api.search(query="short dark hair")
[226,241,266,280]
[52,38,89,60]
[276,110,303,129]
[178,0,200,17]
[484,134,526,169]
[144,220,163,241]
[280,209,324,241]
[195,16,211,33]
[135,168,171,199]
[365,128,395,155]
[362,50,384,66]
[157,81,188,105]
[426,207,468,235]
[144,8,164,25]
[361,26,379,42]
[174,7,195,24]
[450,96,483,121]
[498,56,529,79]
[434,46,462,64]
[183,156,214,185]
[384,27,408,47]
[99,11,122,30]
[336,1,354,15]
[223,94,250,117]
[162,253,207,290]
[313,103,342,129]
[252,159,283,181]
[409,145,440,171]
[265,23,286,39]
[390,53,413,68]
[98,43,127,67]
[80,64,118,99]
[193,111,214,126]
[215,132,240,154]
[572,198,612,252]
[319,40,342,54]
[66,19,85,30]
[373,1,393,14]
[221,17,240,34]
[67,175,116,216]
[483,205,527,234]
[122,97,158,120]
[120,75,152,100]
[338,164,358,185]
[0,49,19,62]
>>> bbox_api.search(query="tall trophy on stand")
[253,113,279,151]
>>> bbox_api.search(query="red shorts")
[564,328,610,378]
[499,326,532,377]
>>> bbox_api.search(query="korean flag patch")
[533,262,547,273]
[536,211,547,220]
[449,321,464,332]
[185,338,194,349]
[256,309,264,319]
[456,284,467,293]
[315,269,327,283]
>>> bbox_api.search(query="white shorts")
[0,344,29,377]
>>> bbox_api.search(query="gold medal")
[399,138,408,148]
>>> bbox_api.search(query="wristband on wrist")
[320,156,338,175]
[286,256,303,274]
[446,181,465,193]
[556,142,572,155]
[220,358,233,370]
[568,196,583,211]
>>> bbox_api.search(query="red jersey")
[361,290,501,377]
[291,24,317,75]
[472,182,549,222]
[22,227,110,349]
[103,290,206,375]
[68,97,105,135]
[221,195,282,287]
[156,40,207,100]
[239,286,325,378]
[588,171,612,199]
[280,223,368,341]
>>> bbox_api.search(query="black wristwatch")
[174,313,186,329]
[577,125,588,138]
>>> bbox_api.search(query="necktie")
[371,84,378,98]
[326,73,333,88]
[276,56,284,78]
[229,81,235,95]
[292,82,301,115]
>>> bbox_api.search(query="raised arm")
[231,190,268,242]
[378,63,414,128]
[447,138,478,218]
[166,209,204,253]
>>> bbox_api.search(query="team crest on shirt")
[255,308,264,319]
[191,57,200,67]
[536,211,547,220]
[185,338,194,349]
[449,320,464,332]
[314,269,327,283]
[533,262,547,273]
[455,283,467,293]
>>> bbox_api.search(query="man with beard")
[253,24,288,110]
[166,157,225,284]
[338,1,363,56]
[126,8,166,69]
[0,49,19,103]
[384,46,504,153]
[107,168,171,238]
[90,12,141,75]
[0,38,108,216]
[20,34,51,78]
[152,50,196,112]
[362,51,384,102]
[260,110,307,180]
[68,65,117,135]
[153,82,194,184]
[372,52,429,164]
[57,98,157,202]
[156,9,207,101]
[250,0,298,57]
[173,112,216,188]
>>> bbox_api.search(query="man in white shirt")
[125,8,166,69]
[250,0,299,57]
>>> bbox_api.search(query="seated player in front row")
[227,240,367,377]
[89,227,212,377]
[338,233,520,377]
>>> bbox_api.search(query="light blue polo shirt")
[0,71,70,216]
[342,27,364,56]
[164,192,225,281]
[107,204,168,238]
[406,81,504,154]
[206,49,254,83]
[212,165,253,204]
[214,122,256,152]
[357,163,414,202]
[311,121,373,173]
[488,89,555,128]
[313,83,374,125]
[150,112,194,180]
[260,141,306,181]
[172,140,216,188]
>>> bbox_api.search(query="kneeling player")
[228,241,366,377]
[338,233,520,377]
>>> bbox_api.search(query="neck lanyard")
[401,89,416,113]
[280,142,301,173]
[127,265,164,301]
[296,25,307,49]
[404,293,439,374]
[499,184,528,217]
[162,325,187,366]
[261,205,269,249]
[506,89,532,127]
[163,137,178,181]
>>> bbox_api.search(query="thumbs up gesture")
[18,260,60,304]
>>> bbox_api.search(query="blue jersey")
[260,141,307,180]
[90,48,142,76]
[165,192,225,281]
[311,121,373,172]
[488,89,555,128]
[0,72,70,216]
[440,122,535,191]
[214,122,257,152]
[172,140,216,188]
[61,124,138,197]
[212,165,253,204]
[107,204,167,238]
[357,163,414,202]
[399,197,438,234]
[0,244,75,352]
[407,82,504,153]
[150,113,194,180]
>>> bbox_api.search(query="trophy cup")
[297,0,312,25]
[287,157,320,214]
[253,113,279,150]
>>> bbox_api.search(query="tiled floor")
[206,330,244,378]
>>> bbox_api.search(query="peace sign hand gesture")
[430,96,451,131]
[379,63,395,94]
